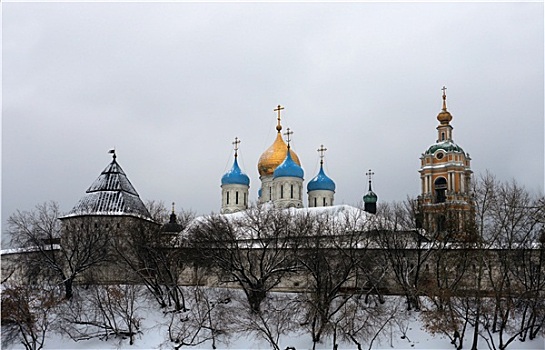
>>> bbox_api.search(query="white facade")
[272,176,304,208]
[308,189,335,208]
[258,175,274,204]
[221,183,249,214]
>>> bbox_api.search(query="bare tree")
[476,176,545,349]
[337,296,407,350]
[421,244,478,349]
[167,287,233,349]
[1,282,60,350]
[422,173,545,350]
[232,292,302,350]
[113,221,182,310]
[295,209,371,349]
[7,201,112,299]
[189,205,303,314]
[112,201,194,311]
[509,234,545,342]
[374,201,435,311]
[60,284,144,345]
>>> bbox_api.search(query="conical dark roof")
[62,154,152,220]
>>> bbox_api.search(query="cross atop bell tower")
[436,86,453,141]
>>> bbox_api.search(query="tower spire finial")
[232,137,241,158]
[274,105,284,132]
[108,148,116,160]
[437,86,453,125]
[366,169,375,191]
[171,202,175,214]
[284,128,293,149]
[441,86,448,111]
[317,144,327,166]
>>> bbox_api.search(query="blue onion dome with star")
[307,164,336,192]
[221,157,250,186]
[273,148,304,179]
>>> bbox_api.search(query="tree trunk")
[248,288,266,314]
[471,305,480,350]
[64,278,73,300]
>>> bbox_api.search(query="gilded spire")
[258,105,301,176]
[274,105,284,132]
[442,86,448,111]
[437,86,453,125]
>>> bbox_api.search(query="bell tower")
[418,87,474,239]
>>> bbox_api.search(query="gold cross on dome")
[284,128,293,146]
[317,144,327,163]
[366,169,375,182]
[274,105,284,131]
[441,86,448,110]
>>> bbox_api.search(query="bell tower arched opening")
[434,177,447,203]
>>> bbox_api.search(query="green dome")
[425,141,465,155]
[363,190,378,204]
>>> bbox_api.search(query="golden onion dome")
[437,110,453,124]
[258,132,301,177]
[437,87,453,124]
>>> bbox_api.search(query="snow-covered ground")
[7,287,542,350]
[40,311,545,350]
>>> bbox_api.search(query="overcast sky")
[2,2,544,233]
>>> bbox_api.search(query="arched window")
[434,177,447,203]
[226,191,230,205]
[280,185,284,199]
[314,197,317,207]
[236,191,239,205]
[290,185,294,199]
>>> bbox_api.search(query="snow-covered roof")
[1,244,61,256]
[184,204,404,240]
[61,155,152,221]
